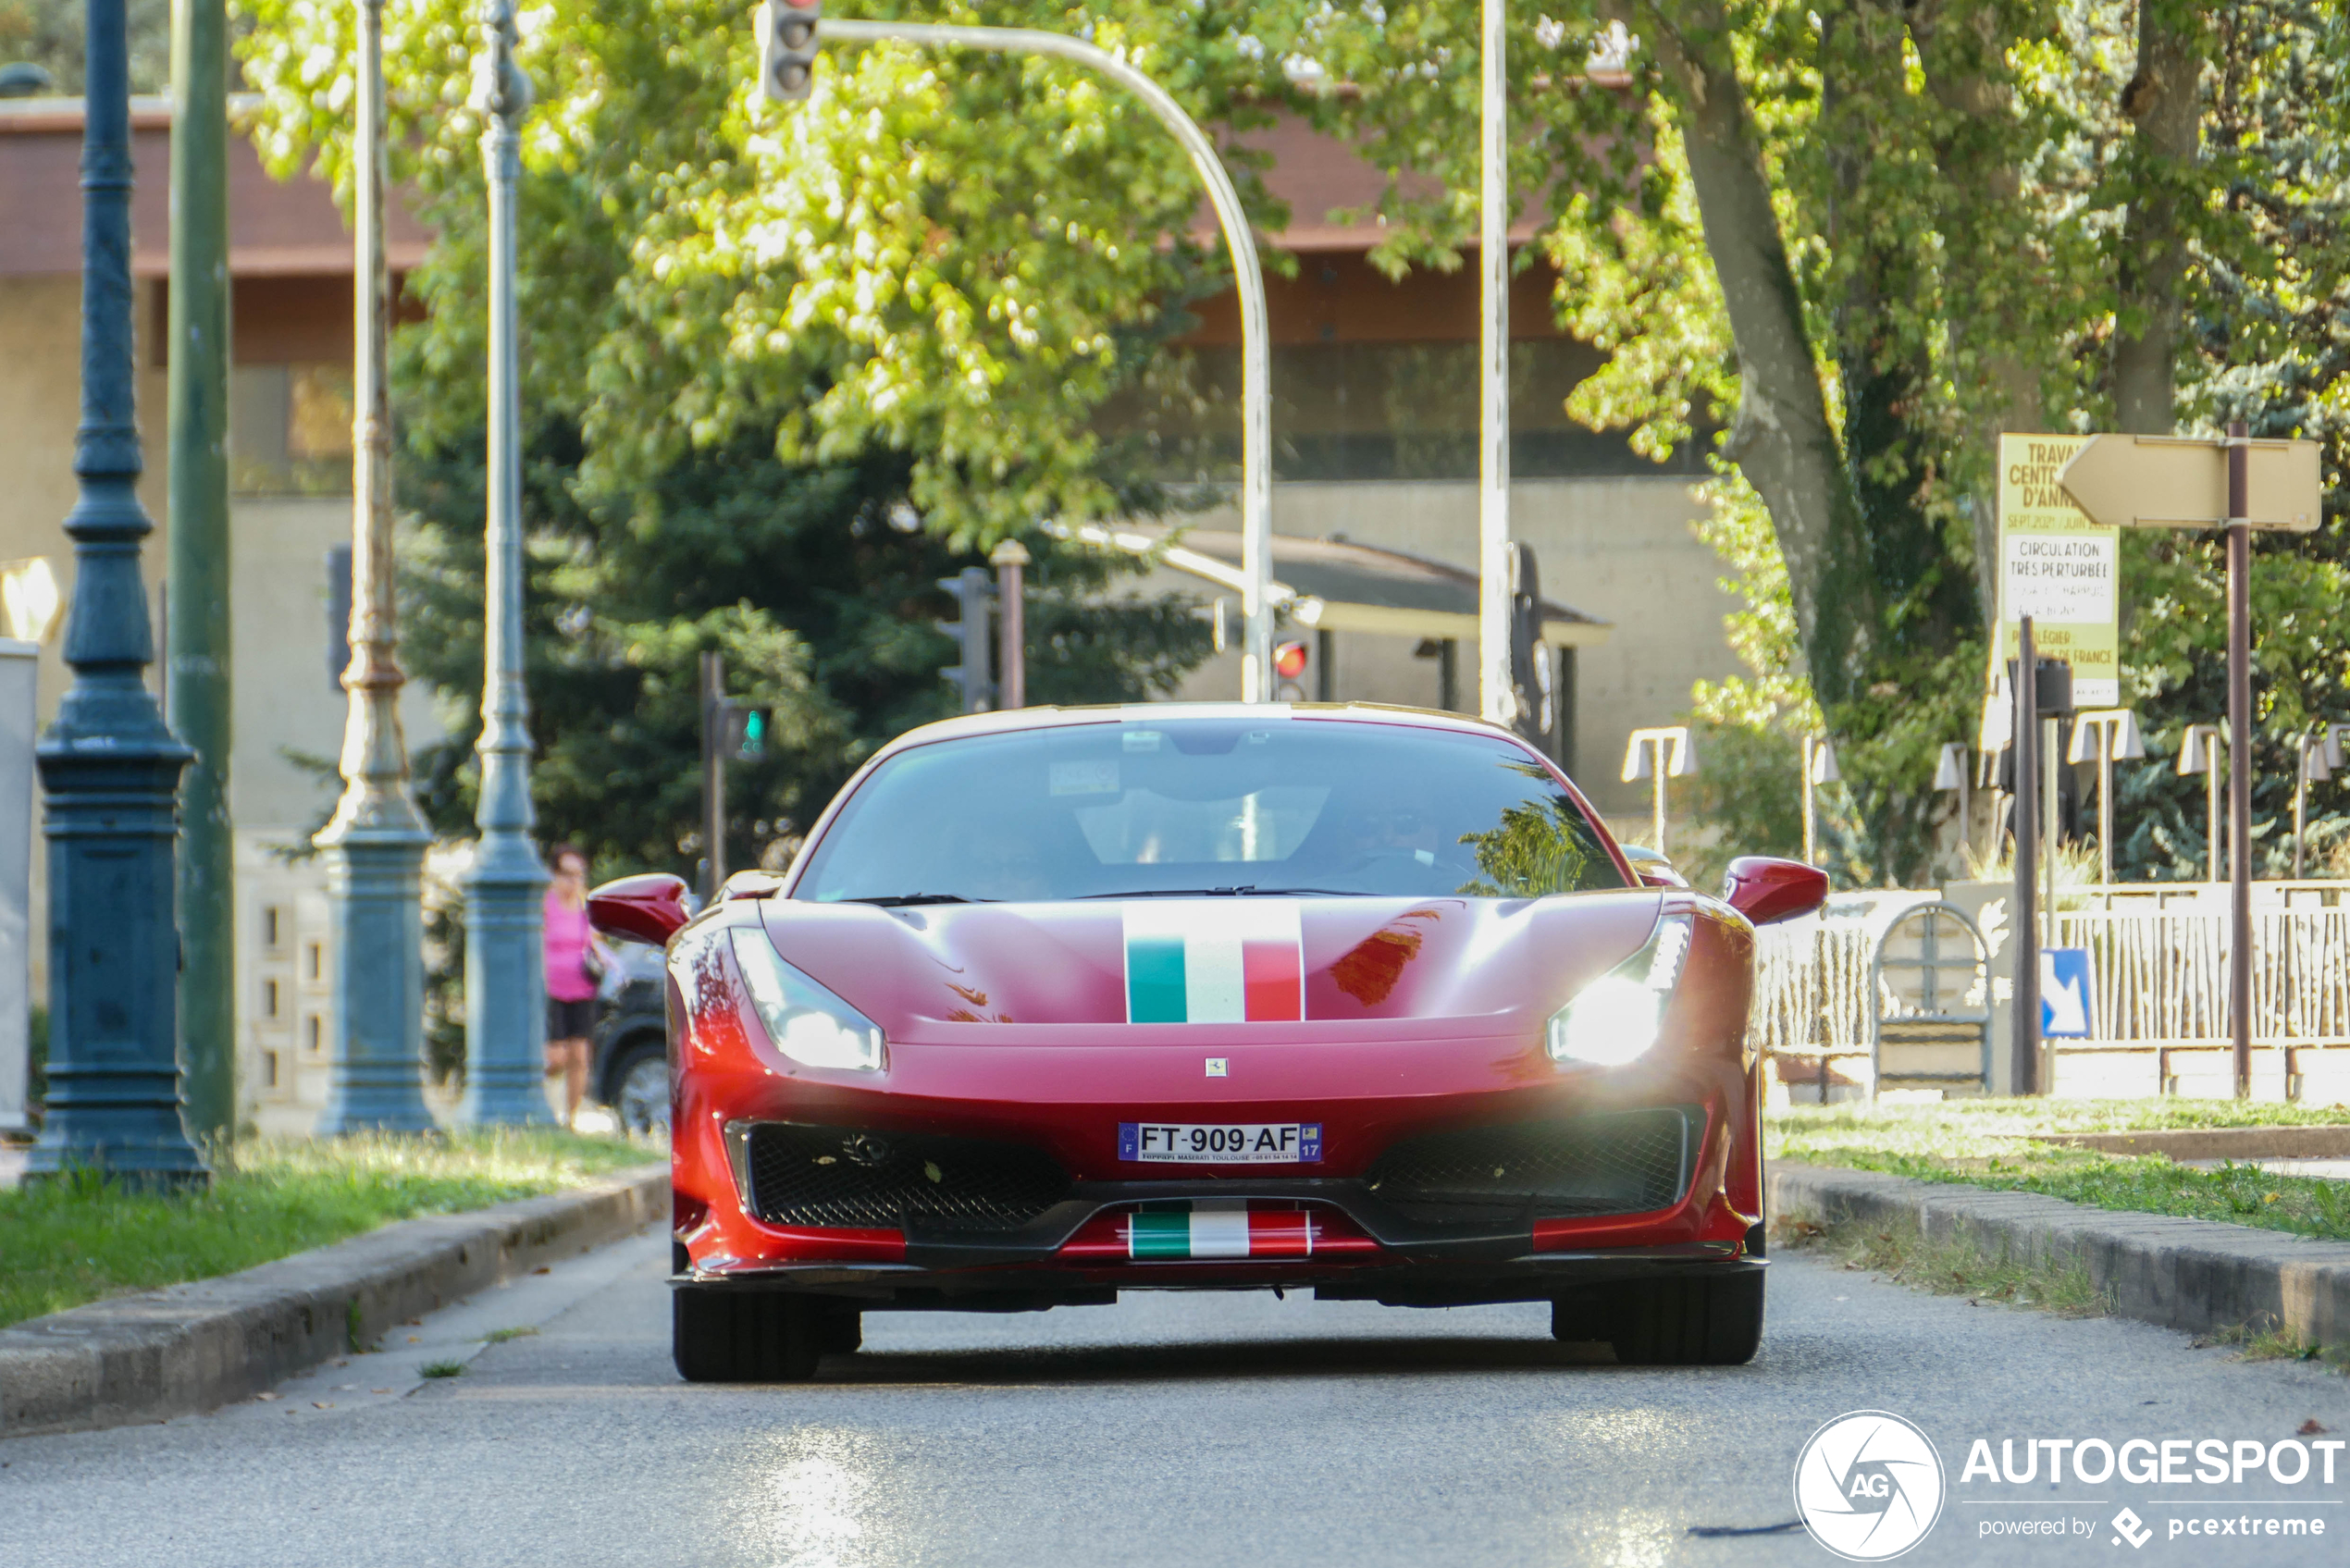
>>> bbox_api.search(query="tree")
[395,420,1211,880]
[1274,0,2350,884]
[231,1,1264,878]
[236,0,1300,544]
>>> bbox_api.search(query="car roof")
[869,701,1524,759]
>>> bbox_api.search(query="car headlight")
[728,927,886,1072]
[1545,912,1694,1067]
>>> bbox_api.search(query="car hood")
[756,892,1664,1038]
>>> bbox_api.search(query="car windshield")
[794,718,1627,904]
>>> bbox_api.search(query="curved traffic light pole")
[818,19,1275,702]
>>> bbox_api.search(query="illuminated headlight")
[1545,913,1694,1068]
[728,928,886,1072]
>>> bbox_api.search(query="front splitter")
[678,1241,1756,1311]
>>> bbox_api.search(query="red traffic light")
[1273,640,1310,680]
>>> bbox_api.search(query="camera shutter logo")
[1793,1411,1947,1561]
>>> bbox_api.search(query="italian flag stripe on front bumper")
[1125,1210,1314,1260]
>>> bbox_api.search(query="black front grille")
[1364,1106,1697,1223]
[744,1122,1071,1231]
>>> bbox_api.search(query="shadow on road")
[812,1334,1639,1387]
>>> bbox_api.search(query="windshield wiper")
[1080,885,1366,899]
[844,893,990,907]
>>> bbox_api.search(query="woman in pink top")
[543,844,613,1129]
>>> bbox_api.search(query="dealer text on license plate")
[1119,1122,1322,1163]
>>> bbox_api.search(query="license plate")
[1119,1122,1322,1163]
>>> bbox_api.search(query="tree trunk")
[1906,0,2040,619]
[1638,0,1880,708]
[2112,0,2204,434]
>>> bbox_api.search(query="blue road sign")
[2039,947,2093,1038]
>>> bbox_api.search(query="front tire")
[673,1289,859,1383]
[1552,1272,1764,1367]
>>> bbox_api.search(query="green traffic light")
[740,708,766,759]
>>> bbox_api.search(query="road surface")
[6,1228,2345,1565]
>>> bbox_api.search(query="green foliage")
[0,1130,651,1329]
[233,0,1298,546]
[0,0,169,94]
[395,422,1212,881]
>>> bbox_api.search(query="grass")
[1773,1210,2110,1317]
[0,1130,655,1331]
[418,1360,467,1378]
[483,1325,538,1343]
[1770,1098,2350,1245]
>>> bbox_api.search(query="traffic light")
[936,566,995,714]
[726,705,768,761]
[755,0,822,103]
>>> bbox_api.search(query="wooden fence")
[1750,883,2350,1100]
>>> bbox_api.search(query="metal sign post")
[2059,425,2325,1098]
[2011,618,2040,1096]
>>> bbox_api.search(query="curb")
[1770,1163,2350,1352]
[0,1162,669,1439]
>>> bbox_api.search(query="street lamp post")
[1800,735,1839,867]
[2294,733,2333,880]
[1621,726,1695,856]
[991,538,1030,710]
[27,0,208,1186]
[1477,0,1513,726]
[1933,742,1972,872]
[460,0,551,1126]
[2177,723,2226,884]
[315,0,434,1134]
[2068,708,2146,885]
[816,19,1273,700]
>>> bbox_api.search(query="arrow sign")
[2057,434,2322,531]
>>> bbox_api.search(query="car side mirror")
[1721,857,1828,926]
[588,872,692,945]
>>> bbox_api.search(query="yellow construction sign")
[1994,432,2119,710]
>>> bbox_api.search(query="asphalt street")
[6,1228,2347,1568]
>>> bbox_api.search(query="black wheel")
[609,1043,670,1137]
[1597,1272,1765,1367]
[673,1289,855,1382]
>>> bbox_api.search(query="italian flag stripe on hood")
[1123,900,1304,1023]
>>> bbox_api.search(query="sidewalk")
[1771,1162,2350,1353]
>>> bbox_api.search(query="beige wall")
[0,276,170,1007]
[0,277,441,1032]
[1159,476,1741,815]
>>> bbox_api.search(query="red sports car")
[588,703,1825,1381]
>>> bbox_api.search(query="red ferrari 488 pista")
[588,703,1825,1381]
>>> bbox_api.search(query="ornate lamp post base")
[316,823,436,1134]
[460,834,551,1126]
[28,695,207,1191]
